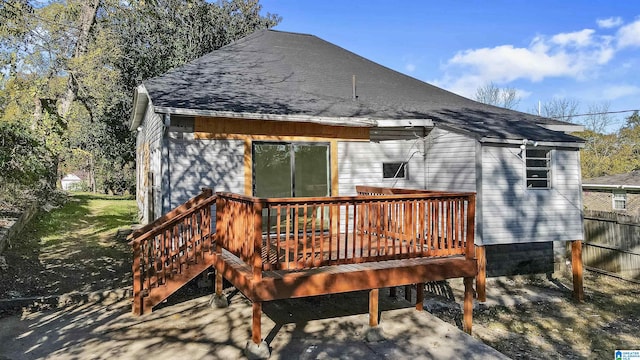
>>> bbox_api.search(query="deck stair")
[128,189,217,315]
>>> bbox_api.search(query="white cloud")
[436,25,620,98]
[617,19,640,48]
[516,88,532,100]
[597,17,623,29]
[601,84,640,100]
[405,63,416,72]
[551,29,595,47]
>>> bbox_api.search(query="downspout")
[474,140,483,246]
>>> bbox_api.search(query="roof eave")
[540,124,585,133]
[479,137,585,148]
[374,119,434,128]
[582,184,640,190]
[153,106,377,127]
[434,123,584,148]
[130,85,149,131]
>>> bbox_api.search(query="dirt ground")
[424,272,640,359]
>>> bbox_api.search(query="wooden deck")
[129,186,479,354]
[214,186,478,348]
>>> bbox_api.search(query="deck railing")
[129,189,216,314]
[215,187,475,272]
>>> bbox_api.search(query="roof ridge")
[265,28,316,37]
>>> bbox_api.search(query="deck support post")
[415,283,424,311]
[215,270,223,296]
[210,196,228,309]
[131,241,143,315]
[209,270,228,308]
[404,285,412,302]
[389,287,397,297]
[364,288,385,342]
[245,301,270,359]
[571,240,584,301]
[252,302,262,344]
[475,245,486,302]
[463,277,473,334]
[369,288,379,327]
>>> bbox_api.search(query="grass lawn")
[0,193,138,299]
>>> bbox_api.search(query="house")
[130,29,586,277]
[60,174,83,191]
[583,170,640,215]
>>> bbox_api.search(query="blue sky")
[260,0,640,130]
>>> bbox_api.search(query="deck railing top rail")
[216,189,476,206]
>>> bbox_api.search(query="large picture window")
[253,142,330,198]
[525,149,551,189]
[253,142,331,232]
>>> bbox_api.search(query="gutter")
[582,184,640,191]
[435,123,585,149]
[130,85,149,131]
[478,137,586,149]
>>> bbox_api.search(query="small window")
[613,191,627,210]
[526,149,551,189]
[383,162,408,179]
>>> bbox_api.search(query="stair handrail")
[128,188,215,245]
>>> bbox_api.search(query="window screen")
[526,149,551,189]
[383,162,407,179]
[613,191,627,210]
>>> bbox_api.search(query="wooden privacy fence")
[215,187,476,273]
[583,210,640,282]
[129,189,217,315]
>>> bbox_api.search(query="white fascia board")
[582,184,640,190]
[374,119,434,128]
[130,85,149,131]
[152,106,377,127]
[540,124,585,133]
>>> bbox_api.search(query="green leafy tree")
[618,111,640,171]
[577,111,640,178]
[1,0,280,198]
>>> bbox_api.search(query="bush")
[0,122,52,186]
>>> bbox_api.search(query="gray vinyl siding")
[337,136,426,196]
[480,145,583,245]
[136,102,164,223]
[165,133,244,211]
[424,127,477,192]
[337,135,426,234]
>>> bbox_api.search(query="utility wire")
[549,109,640,119]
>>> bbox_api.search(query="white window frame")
[525,148,552,189]
[612,191,627,211]
[382,162,408,180]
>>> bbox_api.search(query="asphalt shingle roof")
[144,30,583,144]
[584,170,640,186]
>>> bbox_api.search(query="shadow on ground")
[0,194,137,300]
[0,286,507,360]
